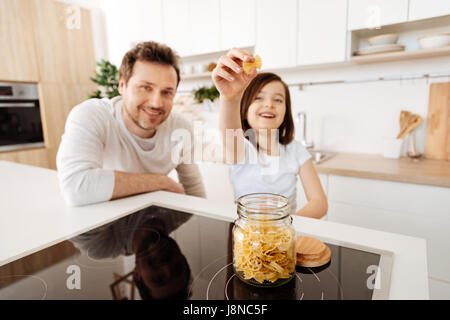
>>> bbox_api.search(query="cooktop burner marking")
[189,254,229,297]
[0,275,48,300]
[206,262,233,300]
[325,268,344,300]
[308,267,321,282]
[224,274,236,300]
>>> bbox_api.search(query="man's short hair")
[119,41,181,86]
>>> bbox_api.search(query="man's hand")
[162,176,185,194]
[212,48,258,102]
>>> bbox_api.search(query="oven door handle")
[0,102,36,108]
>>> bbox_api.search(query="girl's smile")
[246,80,286,131]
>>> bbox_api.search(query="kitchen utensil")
[407,131,423,161]
[397,113,422,139]
[355,44,405,56]
[424,82,450,161]
[368,33,399,46]
[397,110,411,140]
[419,33,450,49]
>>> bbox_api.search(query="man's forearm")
[111,171,171,200]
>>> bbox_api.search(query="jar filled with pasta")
[232,193,296,287]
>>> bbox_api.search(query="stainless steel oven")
[0,82,45,152]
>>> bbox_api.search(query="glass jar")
[232,193,296,287]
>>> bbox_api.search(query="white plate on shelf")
[418,33,450,49]
[355,44,405,56]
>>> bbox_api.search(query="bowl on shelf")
[418,33,450,49]
[368,33,399,46]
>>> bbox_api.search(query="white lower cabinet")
[326,174,450,299]
[197,162,235,204]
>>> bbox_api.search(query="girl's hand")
[212,48,258,102]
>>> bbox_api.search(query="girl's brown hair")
[240,72,294,145]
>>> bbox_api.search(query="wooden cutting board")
[425,82,450,161]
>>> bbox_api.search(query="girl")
[212,48,327,218]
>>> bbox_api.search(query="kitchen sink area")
[297,111,337,165]
[310,149,337,165]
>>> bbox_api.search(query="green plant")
[88,59,119,99]
[192,85,219,104]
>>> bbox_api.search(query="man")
[57,41,205,206]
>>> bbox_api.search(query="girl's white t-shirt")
[229,139,311,213]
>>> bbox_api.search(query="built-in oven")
[0,82,45,152]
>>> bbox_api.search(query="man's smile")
[142,107,164,119]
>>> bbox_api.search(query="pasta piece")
[243,54,262,75]
[233,219,295,284]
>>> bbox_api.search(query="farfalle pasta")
[233,220,296,284]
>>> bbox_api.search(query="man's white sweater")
[56,96,205,206]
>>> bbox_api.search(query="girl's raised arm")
[212,48,257,163]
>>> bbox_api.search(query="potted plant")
[88,59,119,99]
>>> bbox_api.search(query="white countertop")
[0,160,429,299]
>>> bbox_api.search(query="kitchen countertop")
[0,160,429,299]
[314,152,450,188]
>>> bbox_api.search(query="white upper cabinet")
[408,0,450,21]
[255,0,298,69]
[132,0,164,43]
[163,0,191,56]
[164,0,221,56]
[220,0,255,50]
[189,0,221,55]
[347,0,409,30]
[297,0,347,65]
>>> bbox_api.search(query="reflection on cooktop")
[0,205,388,300]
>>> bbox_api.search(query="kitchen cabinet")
[38,82,96,169]
[0,0,39,82]
[220,0,255,50]
[105,0,164,59]
[326,174,450,298]
[0,0,97,170]
[0,148,49,170]
[132,0,164,43]
[163,0,221,57]
[195,162,235,204]
[297,0,347,65]
[31,0,96,84]
[347,0,409,30]
[255,0,298,69]
[408,0,450,21]
[189,0,221,55]
[163,0,191,56]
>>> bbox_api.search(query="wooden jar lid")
[295,236,331,268]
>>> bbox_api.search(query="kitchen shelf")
[351,46,450,64]
[180,46,253,62]
[181,72,212,81]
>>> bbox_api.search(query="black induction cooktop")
[0,205,393,300]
